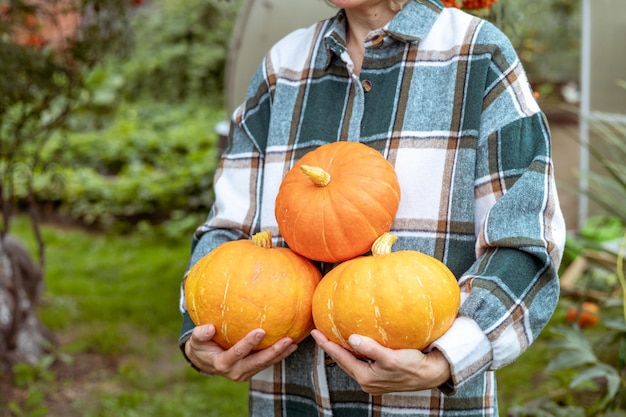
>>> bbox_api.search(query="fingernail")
[255,330,265,341]
[349,334,361,347]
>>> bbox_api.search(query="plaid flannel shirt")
[178,0,566,415]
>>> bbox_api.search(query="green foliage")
[581,217,626,244]
[507,313,626,416]
[26,101,223,232]
[116,0,240,104]
[514,231,626,416]
[1,0,237,233]
[0,0,133,271]
[546,325,621,414]
[509,402,587,417]
[495,305,568,416]
[6,354,60,417]
[11,355,55,389]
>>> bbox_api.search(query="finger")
[229,337,298,382]
[312,330,367,378]
[311,329,341,353]
[310,329,329,344]
[224,329,266,363]
[248,337,297,368]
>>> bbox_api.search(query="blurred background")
[0,0,625,416]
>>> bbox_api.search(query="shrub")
[116,0,240,104]
[29,100,223,231]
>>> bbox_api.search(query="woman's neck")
[344,6,397,75]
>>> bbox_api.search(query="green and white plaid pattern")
[179,0,566,415]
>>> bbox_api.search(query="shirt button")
[361,79,372,93]
[371,35,384,47]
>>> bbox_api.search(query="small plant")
[6,354,67,417]
[512,230,626,415]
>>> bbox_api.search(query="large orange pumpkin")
[312,233,460,352]
[274,141,401,263]
[184,231,322,350]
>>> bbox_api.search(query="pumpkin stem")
[252,230,273,248]
[371,232,398,256]
[300,165,331,187]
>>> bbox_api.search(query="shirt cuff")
[428,316,493,395]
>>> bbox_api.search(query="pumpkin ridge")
[317,195,336,262]
[276,252,306,338]
[353,186,396,228]
[328,279,348,347]
[369,269,391,346]
[284,182,337,262]
[332,185,386,240]
[337,173,400,215]
[422,292,435,348]
[307,189,336,262]
[220,274,233,346]
[322,192,349,243]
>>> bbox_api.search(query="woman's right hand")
[184,324,298,382]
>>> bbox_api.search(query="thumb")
[348,334,389,361]
[192,324,216,343]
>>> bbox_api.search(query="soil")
[0,352,119,416]
[0,328,181,417]
[0,327,121,416]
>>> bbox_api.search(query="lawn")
[1,216,563,417]
[0,218,248,417]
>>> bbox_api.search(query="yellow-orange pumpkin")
[184,231,322,350]
[312,233,460,352]
[274,141,401,263]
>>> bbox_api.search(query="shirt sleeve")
[431,109,566,394]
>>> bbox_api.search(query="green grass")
[2,216,566,417]
[2,217,248,417]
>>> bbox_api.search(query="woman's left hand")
[311,329,451,395]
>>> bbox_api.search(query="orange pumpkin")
[274,141,401,263]
[312,233,460,352]
[184,231,322,350]
[566,301,600,329]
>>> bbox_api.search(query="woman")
[179,0,566,415]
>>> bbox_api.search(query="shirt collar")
[324,0,443,55]
[387,0,444,42]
